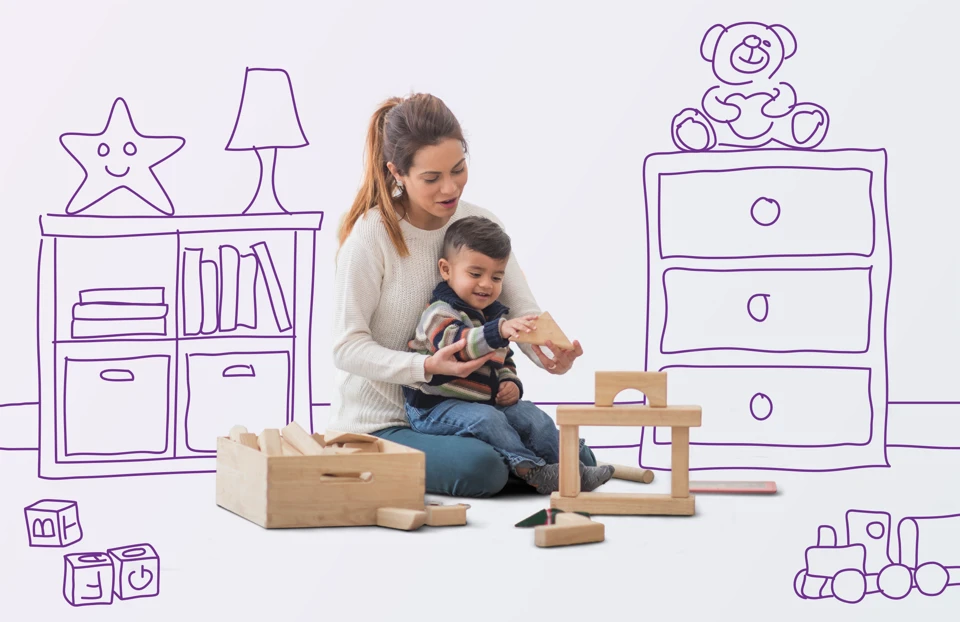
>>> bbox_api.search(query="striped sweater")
[403,280,523,409]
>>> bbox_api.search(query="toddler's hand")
[500,315,538,340]
[496,381,520,406]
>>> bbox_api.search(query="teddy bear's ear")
[770,24,797,59]
[700,24,726,62]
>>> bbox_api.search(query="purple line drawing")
[671,22,829,151]
[36,214,320,478]
[225,67,309,214]
[638,21,894,472]
[63,552,113,606]
[59,98,185,216]
[24,499,82,547]
[794,509,960,604]
[108,543,160,600]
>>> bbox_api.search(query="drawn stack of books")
[71,287,170,339]
[68,240,290,339]
[181,241,291,335]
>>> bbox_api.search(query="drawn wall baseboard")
[33,212,321,479]
[642,148,892,472]
[3,402,959,455]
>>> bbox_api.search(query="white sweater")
[329,200,544,434]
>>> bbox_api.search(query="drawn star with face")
[59,97,186,215]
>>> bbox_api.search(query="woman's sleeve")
[331,224,432,385]
[480,209,547,369]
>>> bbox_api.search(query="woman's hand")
[424,338,497,378]
[532,339,583,375]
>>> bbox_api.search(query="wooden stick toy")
[425,503,470,526]
[509,311,574,350]
[689,481,777,494]
[599,461,655,484]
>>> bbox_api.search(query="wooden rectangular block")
[550,492,695,516]
[376,507,427,531]
[671,426,690,498]
[425,504,468,526]
[559,425,580,497]
[323,430,380,445]
[282,422,324,455]
[535,520,604,547]
[229,425,247,442]
[595,371,667,407]
[343,442,379,452]
[258,429,282,456]
[280,439,301,456]
[238,433,259,450]
[216,435,426,528]
[555,404,701,427]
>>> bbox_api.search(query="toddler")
[403,216,614,494]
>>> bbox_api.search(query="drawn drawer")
[660,267,872,354]
[657,166,874,258]
[653,365,874,447]
[184,351,290,452]
[63,355,170,456]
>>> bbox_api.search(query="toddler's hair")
[442,216,512,261]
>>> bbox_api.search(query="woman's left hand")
[532,339,583,375]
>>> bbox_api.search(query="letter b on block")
[108,543,160,600]
[63,552,114,606]
[24,499,83,547]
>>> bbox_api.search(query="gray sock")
[579,462,615,492]
[522,463,560,494]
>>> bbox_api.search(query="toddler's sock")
[580,462,615,492]
[522,463,560,494]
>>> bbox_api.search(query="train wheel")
[915,562,949,597]
[878,563,912,599]
[794,570,807,599]
[832,569,867,604]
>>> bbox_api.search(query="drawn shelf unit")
[641,148,891,472]
[37,212,322,479]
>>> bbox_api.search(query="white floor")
[2,445,958,621]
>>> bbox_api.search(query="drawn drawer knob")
[749,392,773,421]
[747,293,770,322]
[100,369,134,382]
[750,197,781,226]
[222,364,255,378]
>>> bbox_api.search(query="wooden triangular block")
[510,311,573,350]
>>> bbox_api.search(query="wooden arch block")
[595,371,667,407]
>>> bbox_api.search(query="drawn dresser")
[37,212,322,479]
[640,148,891,472]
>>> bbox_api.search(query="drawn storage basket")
[215,423,425,528]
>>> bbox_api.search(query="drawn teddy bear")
[671,22,829,151]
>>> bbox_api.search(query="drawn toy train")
[794,509,960,604]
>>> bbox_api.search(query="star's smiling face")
[98,139,139,177]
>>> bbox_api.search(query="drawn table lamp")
[225,68,309,214]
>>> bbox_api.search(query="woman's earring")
[392,179,404,198]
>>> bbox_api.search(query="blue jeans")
[370,401,596,498]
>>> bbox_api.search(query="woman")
[331,93,597,497]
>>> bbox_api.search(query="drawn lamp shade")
[225,68,309,214]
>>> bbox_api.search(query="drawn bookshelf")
[36,212,322,479]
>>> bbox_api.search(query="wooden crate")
[216,435,425,528]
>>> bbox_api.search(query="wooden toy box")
[216,435,425,528]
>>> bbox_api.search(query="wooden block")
[599,461,654,484]
[281,421,324,456]
[555,404,701,427]
[671,426,690,499]
[595,371,667,407]
[344,442,379,452]
[258,429,282,456]
[321,446,362,455]
[554,512,593,526]
[535,520,604,547]
[550,491,695,516]
[238,433,259,450]
[689,481,777,494]
[229,425,248,442]
[509,311,573,350]
[425,503,468,526]
[559,425,580,497]
[323,430,380,445]
[280,439,301,456]
[376,507,427,531]
[311,433,326,445]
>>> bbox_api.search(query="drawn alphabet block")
[24,499,83,547]
[107,543,160,600]
[63,552,114,606]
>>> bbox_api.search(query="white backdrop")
[2,0,959,619]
